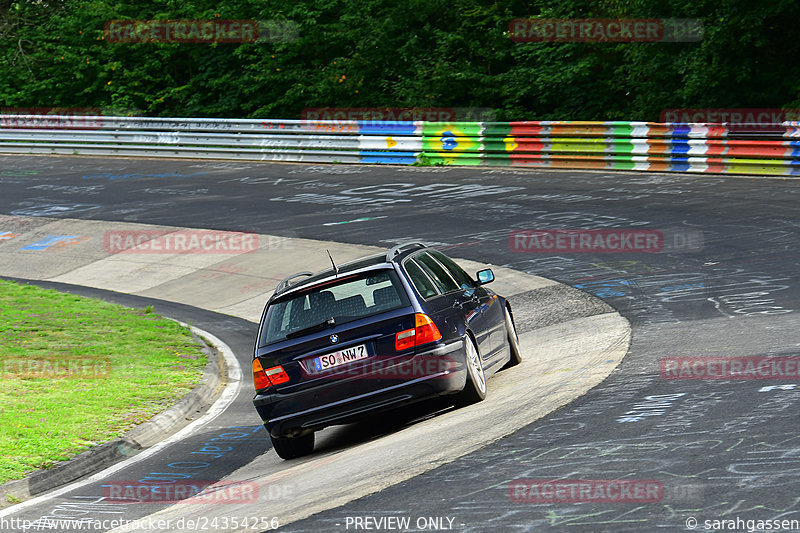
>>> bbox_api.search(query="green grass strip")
[0,280,208,485]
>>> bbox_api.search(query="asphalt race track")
[1,155,799,532]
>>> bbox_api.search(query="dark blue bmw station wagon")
[252,242,521,459]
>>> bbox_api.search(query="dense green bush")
[1,0,798,120]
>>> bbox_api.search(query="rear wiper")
[286,317,336,339]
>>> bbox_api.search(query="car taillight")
[395,328,416,351]
[414,313,442,344]
[252,358,271,390]
[265,365,290,385]
[395,313,442,351]
[253,360,290,389]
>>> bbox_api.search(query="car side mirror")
[476,269,494,285]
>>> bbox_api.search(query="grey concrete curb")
[0,327,226,507]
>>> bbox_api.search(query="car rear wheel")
[501,307,522,370]
[455,334,486,405]
[270,432,315,460]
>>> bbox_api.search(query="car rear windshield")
[259,269,410,346]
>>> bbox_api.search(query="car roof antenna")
[327,249,339,276]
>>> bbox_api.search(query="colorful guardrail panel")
[0,116,798,175]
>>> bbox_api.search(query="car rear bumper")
[253,339,466,438]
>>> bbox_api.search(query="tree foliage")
[0,0,798,120]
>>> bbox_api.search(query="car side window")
[415,253,460,294]
[428,250,474,289]
[403,259,439,299]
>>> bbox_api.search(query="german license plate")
[313,344,368,372]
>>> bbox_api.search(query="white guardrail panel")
[0,115,424,164]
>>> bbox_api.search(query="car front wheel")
[501,307,522,370]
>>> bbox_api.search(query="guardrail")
[1,115,798,175]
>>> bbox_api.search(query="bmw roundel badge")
[329,334,339,344]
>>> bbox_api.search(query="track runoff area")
[0,155,798,532]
